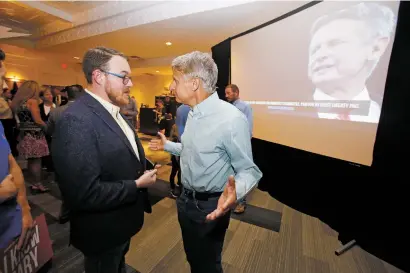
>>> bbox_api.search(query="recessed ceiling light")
[155,70,160,73]
[165,42,172,46]
[73,57,80,60]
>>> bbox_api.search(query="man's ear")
[93,70,105,86]
[368,36,390,61]
[191,78,200,92]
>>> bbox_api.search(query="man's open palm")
[148,132,167,151]
[206,175,237,221]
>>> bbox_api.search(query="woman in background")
[39,87,55,122]
[39,87,55,172]
[11,80,49,193]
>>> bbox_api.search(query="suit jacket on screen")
[51,93,150,255]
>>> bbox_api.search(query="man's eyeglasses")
[101,70,132,85]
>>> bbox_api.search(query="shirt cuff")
[235,179,247,201]
[164,141,181,155]
[164,141,172,152]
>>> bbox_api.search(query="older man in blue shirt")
[225,84,254,214]
[149,51,262,273]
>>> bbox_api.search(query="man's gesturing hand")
[206,175,237,221]
[148,132,167,151]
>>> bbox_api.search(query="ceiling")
[45,1,308,59]
[0,1,309,75]
[39,1,107,14]
[0,1,66,37]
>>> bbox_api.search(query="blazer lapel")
[121,113,146,168]
[83,93,139,161]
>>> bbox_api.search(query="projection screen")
[231,1,400,166]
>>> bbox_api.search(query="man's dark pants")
[84,240,130,273]
[177,191,231,273]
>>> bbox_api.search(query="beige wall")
[1,44,86,87]
[130,74,172,108]
[6,61,86,87]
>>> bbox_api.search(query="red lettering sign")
[0,214,53,273]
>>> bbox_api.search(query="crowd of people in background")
[2,79,85,195]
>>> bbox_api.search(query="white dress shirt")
[86,89,140,159]
[43,103,56,116]
[313,87,381,123]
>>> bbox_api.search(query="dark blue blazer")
[52,93,150,255]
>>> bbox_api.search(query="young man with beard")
[52,47,159,273]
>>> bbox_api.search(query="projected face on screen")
[309,19,378,89]
[230,1,399,166]
[308,3,396,123]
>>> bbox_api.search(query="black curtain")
[359,2,410,270]
[372,1,410,174]
[211,38,231,101]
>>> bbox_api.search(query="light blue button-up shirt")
[232,99,253,136]
[164,92,262,200]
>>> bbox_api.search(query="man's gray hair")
[311,3,396,39]
[171,51,218,94]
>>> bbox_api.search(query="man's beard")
[106,85,129,106]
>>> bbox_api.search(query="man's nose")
[316,53,330,62]
[316,46,332,61]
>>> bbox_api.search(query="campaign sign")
[0,214,53,273]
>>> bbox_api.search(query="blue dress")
[0,122,22,249]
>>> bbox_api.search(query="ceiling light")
[73,57,80,60]
[165,42,172,46]
[156,70,160,73]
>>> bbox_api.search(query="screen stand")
[335,239,357,256]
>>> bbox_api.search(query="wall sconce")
[6,76,19,82]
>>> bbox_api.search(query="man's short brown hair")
[226,84,239,93]
[82,47,126,84]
